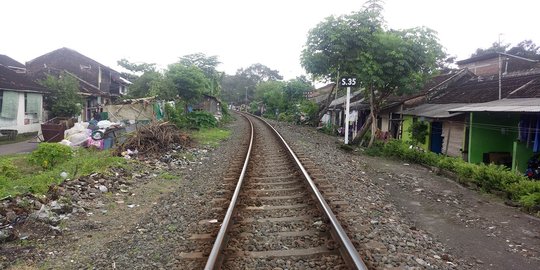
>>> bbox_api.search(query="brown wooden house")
[26,47,131,121]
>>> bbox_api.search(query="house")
[457,52,539,76]
[0,64,47,134]
[397,69,476,156]
[193,94,222,119]
[26,48,131,121]
[448,70,540,172]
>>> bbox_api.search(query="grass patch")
[159,172,179,181]
[190,127,231,148]
[0,148,127,199]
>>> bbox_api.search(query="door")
[430,121,443,154]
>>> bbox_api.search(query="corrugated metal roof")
[449,98,540,113]
[329,90,363,107]
[400,103,467,118]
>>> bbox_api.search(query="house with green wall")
[451,98,540,172]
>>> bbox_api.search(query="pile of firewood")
[113,122,191,156]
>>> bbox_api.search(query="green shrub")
[519,193,540,209]
[0,159,20,179]
[277,112,295,122]
[453,161,476,183]
[29,143,73,169]
[507,180,540,200]
[187,111,217,128]
[472,163,508,192]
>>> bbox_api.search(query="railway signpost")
[340,77,357,144]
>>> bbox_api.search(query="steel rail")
[258,116,368,270]
[204,113,254,270]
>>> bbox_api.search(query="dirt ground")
[360,153,540,270]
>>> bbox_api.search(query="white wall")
[0,91,42,133]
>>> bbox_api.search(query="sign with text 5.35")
[340,77,357,87]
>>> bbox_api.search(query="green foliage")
[408,121,429,145]
[40,73,83,118]
[179,53,223,96]
[221,63,283,105]
[187,111,218,128]
[165,102,217,129]
[373,139,539,212]
[0,159,20,179]
[29,143,73,169]
[0,149,126,198]
[302,1,444,146]
[163,63,209,101]
[126,71,163,98]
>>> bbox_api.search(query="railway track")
[180,113,367,269]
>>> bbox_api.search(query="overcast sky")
[3,0,539,80]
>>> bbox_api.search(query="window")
[0,91,3,114]
[25,93,41,123]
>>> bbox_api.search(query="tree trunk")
[368,85,378,148]
[351,114,372,145]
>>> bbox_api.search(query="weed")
[159,172,177,180]
[29,143,73,169]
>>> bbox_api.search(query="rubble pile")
[113,122,191,156]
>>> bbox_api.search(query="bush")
[187,111,218,128]
[0,159,20,179]
[29,143,73,169]
[165,102,218,129]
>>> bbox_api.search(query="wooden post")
[445,122,451,155]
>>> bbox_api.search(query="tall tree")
[117,59,160,98]
[221,63,283,105]
[302,0,444,146]
[179,53,223,96]
[301,5,383,125]
[163,63,209,103]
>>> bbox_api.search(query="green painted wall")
[468,112,520,164]
[513,141,534,172]
[401,115,429,151]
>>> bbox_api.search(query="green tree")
[117,58,157,73]
[40,73,83,118]
[126,71,163,98]
[116,58,161,98]
[255,81,286,116]
[302,0,444,146]
[221,63,283,105]
[284,76,312,102]
[179,53,223,96]
[164,63,209,104]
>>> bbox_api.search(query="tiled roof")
[0,54,25,68]
[429,69,540,103]
[0,65,47,92]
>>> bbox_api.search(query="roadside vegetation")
[0,143,126,199]
[364,140,540,215]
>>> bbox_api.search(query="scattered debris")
[113,122,190,156]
